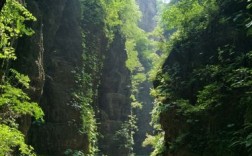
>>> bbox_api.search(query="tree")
[0,0,43,155]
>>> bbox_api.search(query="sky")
[162,0,171,3]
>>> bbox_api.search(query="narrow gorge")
[1,0,252,156]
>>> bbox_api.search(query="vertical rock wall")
[16,0,89,155]
[14,0,157,155]
[15,0,131,155]
[154,1,252,155]
[15,0,45,137]
[98,33,132,155]
[137,0,157,32]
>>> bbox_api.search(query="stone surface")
[15,0,89,155]
[155,1,252,155]
[98,33,131,155]
[137,0,157,32]
[13,0,157,155]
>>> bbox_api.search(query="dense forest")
[0,0,252,156]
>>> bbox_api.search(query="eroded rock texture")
[16,0,89,155]
[137,0,157,32]
[98,33,131,155]
[155,1,252,155]
[14,0,156,155]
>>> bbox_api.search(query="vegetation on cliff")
[148,0,252,155]
[3,0,252,156]
[0,0,153,155]
[100,0,153,154]
[70,0,154,154]
[0,0,43,155]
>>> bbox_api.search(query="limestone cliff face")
[16,0,89,155]
[137,0,157,32]
[154,1,252,155]
[14,0,156,155]
[96,1,157,155]
[15,0,45,137]
[98,33,131,155]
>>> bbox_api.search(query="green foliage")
[0,0,35,61]
[101,0,146,86]
[100,0,152,152]
[0,0,43,155]
[148,0,252,155]
[143,133,165,156]
[100,0,124,42]
[154,48,252,155]
[162,0,217,33]
[229,123,252,154]
[0,82,43,123]
[100,0,144,73]
[100,0,142,42]
[113,114,138,154]
[80,0,103,25]
[0,124,36,156]
[144,75,169,155]
[71,82,98,155]
[78,1,150,154]
[64,149,85,156]
[73,0,112,153]
[71,34,101,154]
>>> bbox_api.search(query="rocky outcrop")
[137,0,157,32]
[98,33,131,155]
[15,0,89,155]
[14,0,157,155]
[155,1,252,155]
[15,0,45,137]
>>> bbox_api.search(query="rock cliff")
[15,0,89,155]
[154,1,252,155]
[13,0,157,155]
[97,33,131,155]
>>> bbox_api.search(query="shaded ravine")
[15,0,104,155]
[133,0,157,155]
[23,0,90,154]
[13,0,157,155]
[97,0,158,155]
[97,32,132,155]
